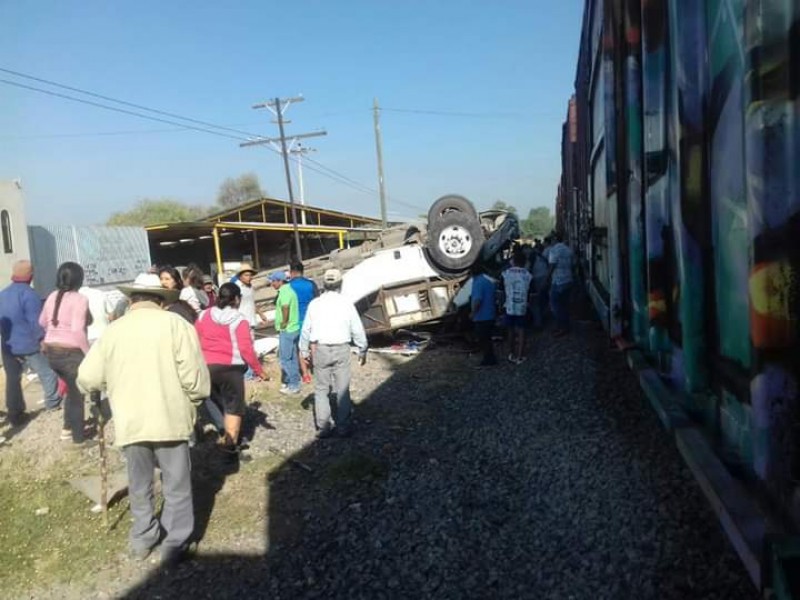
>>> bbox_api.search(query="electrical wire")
[0,69,426,211]
[0,127,196,139]
[0,78,248,141]
[0,67,265,138]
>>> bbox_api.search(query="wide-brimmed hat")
[237,263,257,277]
[118,273,179,303]
[323,268,343,285]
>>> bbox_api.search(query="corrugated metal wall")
[28,225,151,296]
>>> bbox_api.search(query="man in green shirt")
[270,271,301,394]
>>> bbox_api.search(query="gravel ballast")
[124,312,756,600]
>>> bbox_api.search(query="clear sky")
[0,1,583,225]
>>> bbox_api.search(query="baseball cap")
[268,271,288,282]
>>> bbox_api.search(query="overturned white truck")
[253,195,519,336]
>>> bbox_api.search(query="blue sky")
[0,1,583,225]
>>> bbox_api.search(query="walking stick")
[92,391,108,528]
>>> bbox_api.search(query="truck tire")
[425,211,483,273]
[427,194,478,225]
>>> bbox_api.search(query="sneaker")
[302,374,312,385]
[280,386,301,395]
[516,356,527,365]
[60,429,72,441]
[279,384,288,392]
[507,354,517,364]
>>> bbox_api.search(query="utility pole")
[373,97,388,228]
[290,144,316,225]
[241,95,326,261]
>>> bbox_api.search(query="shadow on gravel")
[122,330,467,599]
[121,291,756,599]
[0,407,43,444]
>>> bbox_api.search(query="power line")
[0,72,425,211]
[0,122,270,140]
[0,67,265,138]
[0,78,247,141]
[0,127,195,139]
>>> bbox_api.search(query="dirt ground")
[0,336,467,599]
[0,305,754,599]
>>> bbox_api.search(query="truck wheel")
[427,194,478,225]
[426,211,483,273]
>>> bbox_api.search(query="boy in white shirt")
[502,251,533,364]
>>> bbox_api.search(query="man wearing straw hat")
[234,263,264,328]
[78,273,210,567]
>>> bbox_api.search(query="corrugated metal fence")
[28,225,151,296]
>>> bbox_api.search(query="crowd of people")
[470,233,576,368]
[0,233,572,566]
[0,257,367,567]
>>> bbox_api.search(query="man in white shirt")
[547,234,575,336]
[502,251,533,364]
[299,269,368,438]
[79,286,110,345]
[234,263,262,328]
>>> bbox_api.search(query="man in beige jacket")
[78,274,210,566]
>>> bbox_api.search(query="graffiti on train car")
[745,0,800,495]
[560,0,799,522]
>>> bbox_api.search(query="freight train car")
[559,0,799,589]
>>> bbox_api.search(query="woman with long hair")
[158,265,197,324]
[180,264,209,314]
[195,283,267,453]
[39,262,92,446]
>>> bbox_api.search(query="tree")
[107,198,207,226]
[491,200,518,214]
[216,172,264,208]
[520,206,555,239]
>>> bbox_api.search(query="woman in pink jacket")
[40,262,91,446]
[195,283,267,453]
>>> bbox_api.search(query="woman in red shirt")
[195,283,267,453]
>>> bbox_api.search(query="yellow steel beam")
[207,197,380,225]
[216,222,348,235]
[212,225,223,281]
[338,230,344,249]
[259,198,380,225]
[253,231,260,269]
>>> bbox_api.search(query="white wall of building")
[0,180,31,284]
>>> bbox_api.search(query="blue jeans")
[3,350,61,421]
[279,330,301,390]
[550,282,573,331]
